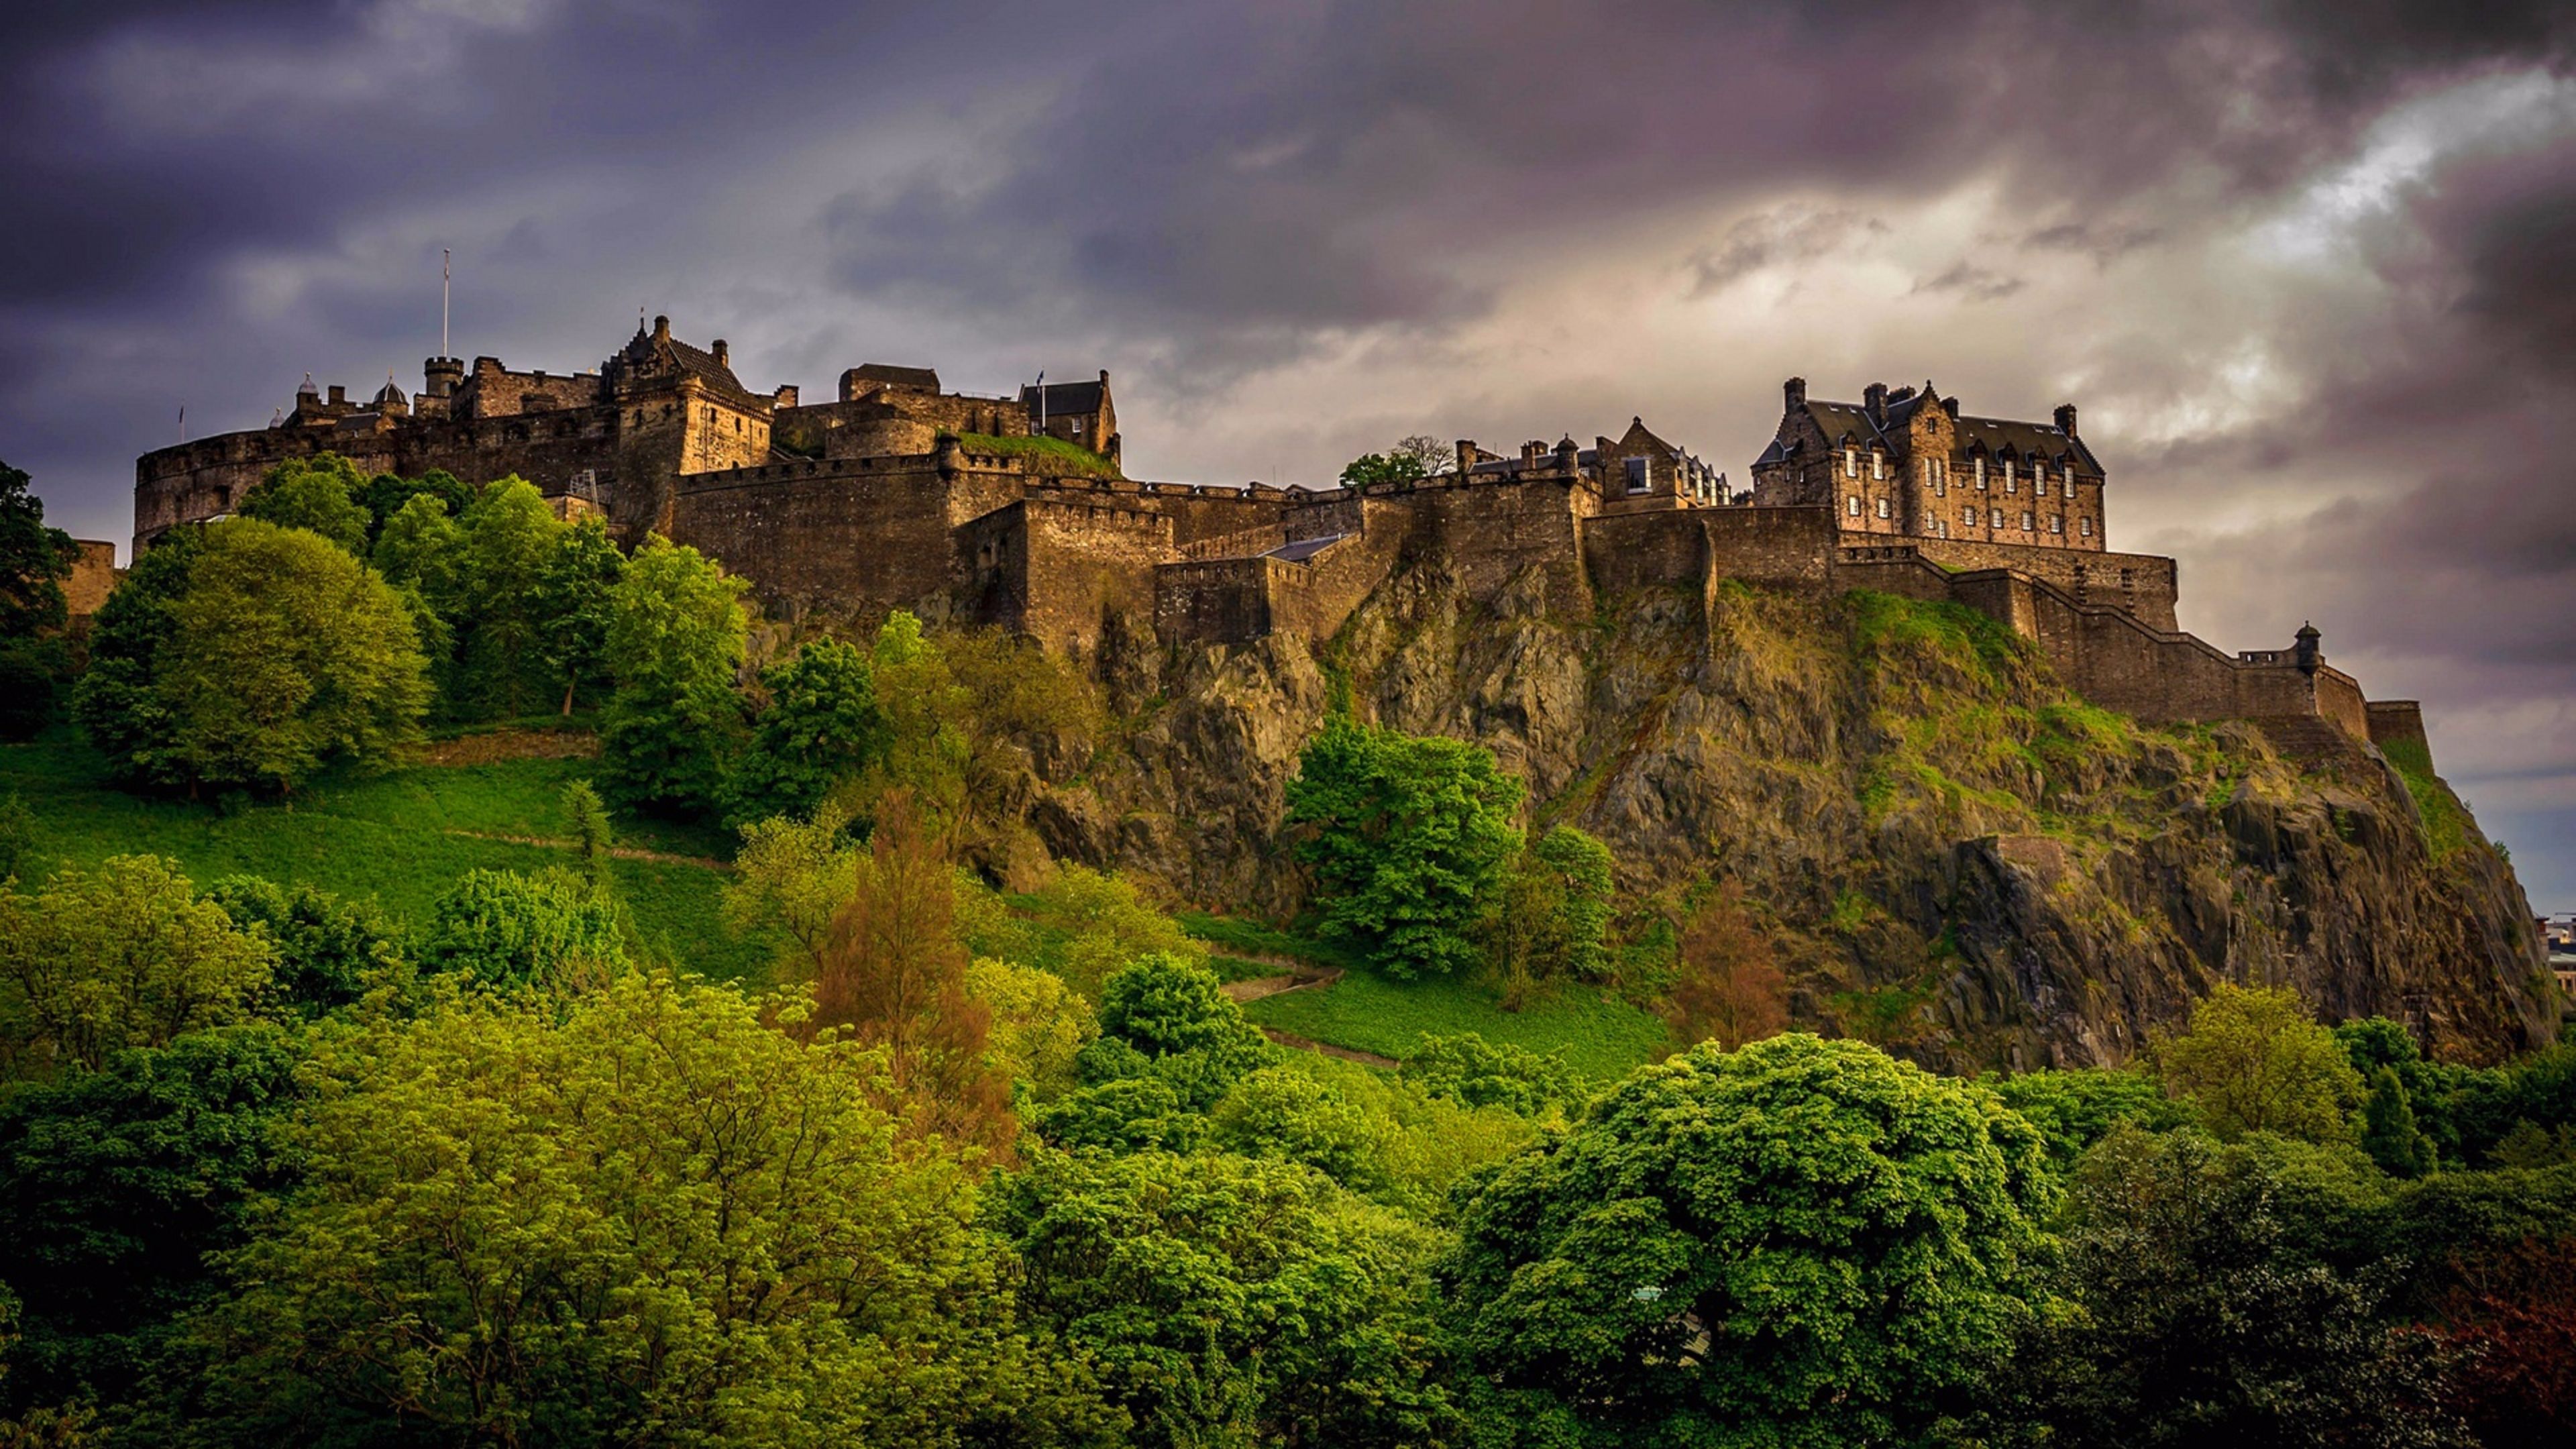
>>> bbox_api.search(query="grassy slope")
[0,730,768,983]
[1179,912,1670,1081]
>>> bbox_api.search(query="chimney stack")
[712,339,729,368]
[1784,376,1807,412]
[652,314,670,343]
[1864,382,1888,422]
[2054,402,2078,437]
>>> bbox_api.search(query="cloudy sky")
[5,0,2573,902]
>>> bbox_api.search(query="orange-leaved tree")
[813,791,1014,1159]
[1664,884,1788,1052]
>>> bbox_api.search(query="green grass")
[1178,914,1666,1080]
[1239,965,1669,1081]
[957,431,1122,479]
[2378,737,2473,861]
[0,729,769,983]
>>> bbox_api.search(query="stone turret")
[2294,622,2321,674]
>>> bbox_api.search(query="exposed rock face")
[1004,557,2554,1071]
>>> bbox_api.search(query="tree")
[533,515,624,714]
[1483,824,1616,1008]
[2012,1124,2469,1448]
[0,1024,302,1414]
[992,1146,1458,1449]
[70,527,203,788]
[959,865,1212,1000]
[816,795,1014,1155]
[560,779,619,900]
[2438,1236,2576,1448]
[968,957,1097,1101]
[2153,983,2363,1142]
[1338,437,1451,488]
[357,467,472,543]
[1285,718,1523,979]
[1985,1066,2192,1171]
[724,635,889,827]
[235,455,370,554]
[597,534,749,814]
[0,460,73,744]
[451,478,565,717]
[0,855,274,1080]
[725,801,861,979]
[417,867,625,991]
[1401,1032,1585,1119]
[1390,433,1454,476]
[2360,1066,2437,1178]
[118,521,431,793]
[191,972,1115,1448]
[1662,882,1789,1051]
[202,875,409,1017]
[1209,1065,1383,1189]
[1442,1034,2054,1449]
[0,460,72,641]
[368,490,466,606]
[1085,951,1272,1109]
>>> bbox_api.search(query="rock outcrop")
[987,556,2555,1071]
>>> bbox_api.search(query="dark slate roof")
[665,338,764,409]
[1953,415,2104,474]
[848,363,941,392]
[1022,378,1106,419]
[1758,392,2104,476]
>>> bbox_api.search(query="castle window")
[1847,495,1862,517]
[2064,472,2077,498]
[2081,517,2094,537]
[1870,451,1884,480]
[1974,455,1986,487]
[2050,515,2063,534]
[1626,457,1650,494]
[1962,506,1978,527]
[2002,460,2016,493]
[1934,519,1948,538]
[1844,447,1858,478]
[2020,510,2034,530]
[1875,496,1891,519]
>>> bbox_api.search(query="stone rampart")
[1905,533,2178,631]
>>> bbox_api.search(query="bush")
[418,867,624,991]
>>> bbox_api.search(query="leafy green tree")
[191,972,1116,1448]
[560,779,618,900]
[725,801,861,979]
[1986,1067,2194,1171]
[451,478,564,717]
[725,636,889,827]
[0,459,72,640]
[70,527,203,788]
[417,867,625,991]
[533,515,625,714]
[969,957,1097,1101]
[0,855,274,1080]
[598,535,749,814]
[202,876,408,1017]
[357,467,471,543]
[0,1024,302,1414]
[1285,718,1523,979]
[2153,983,2363,1142]
[1210,1065,1383,1189]
[957,865,1211,1000]
[1338,447,1435,488]
[368,490,466,606]
[235,454,370,554]
[1442,1033,2054,1449]
[148,520,432,791]
[1084,951,1272,1108]
[1483,824,1616,1006]
[2360,1067,2437,1178]
[993,1146,1458,1449]
[0,460,74,743]
[2010,1124,2468,1448]
[1401,1032,1585,1119]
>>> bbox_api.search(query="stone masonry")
[133,334,2426,763]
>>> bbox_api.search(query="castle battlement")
[138,325,2417,762]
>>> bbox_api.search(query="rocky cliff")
[985,555,2555,1071]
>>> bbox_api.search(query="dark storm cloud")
[3,0,2575,885]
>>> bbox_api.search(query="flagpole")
[441,249,451,357]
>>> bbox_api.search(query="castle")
[132,321,2430,763]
